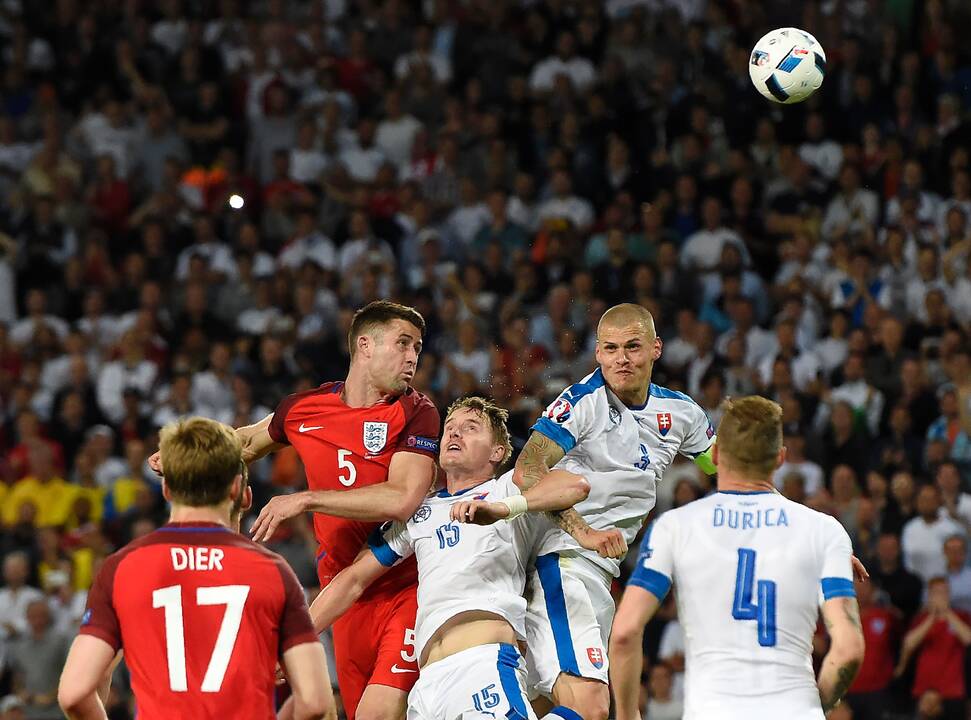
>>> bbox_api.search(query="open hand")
[251,493,307,542]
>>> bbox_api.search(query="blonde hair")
[445,396,513,469]
[716,396,783,479]
[597,303,656,339]
[159,417,243,507]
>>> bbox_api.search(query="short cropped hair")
[717,396,783,479]
[159,417,243,507]
[445,396,513,469]
[348,300,426,357]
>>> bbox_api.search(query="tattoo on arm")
[517,431,593,538]
[821,660,861,712]
[843,601,862,630]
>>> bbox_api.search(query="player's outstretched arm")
[149,413,284,476]
[58,635,117,720]
[514,431,626,559]
[281,642,337,720]
[609,585,662,720]
[451,469,590,524]
[308,547,391,633]
[252,452,435,541]
[817,596,865,713]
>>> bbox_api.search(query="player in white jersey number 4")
[610,397,865,720]
[300,397,587,720]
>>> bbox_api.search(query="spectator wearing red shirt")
[87,155,131,239]
[845,578,898,720]
[895,577,971,720]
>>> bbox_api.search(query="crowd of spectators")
[1,0,971,718]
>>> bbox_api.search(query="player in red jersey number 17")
[59,417,334,720]
[149,301,440,720]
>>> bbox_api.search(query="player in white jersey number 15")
[610,397,865,720]
[290,397,588,720]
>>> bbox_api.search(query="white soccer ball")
[749,28,826,104]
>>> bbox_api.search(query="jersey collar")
[435,477,494,498]
[717,490,776,495]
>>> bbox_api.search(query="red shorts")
[332,584,419,720]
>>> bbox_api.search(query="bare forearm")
[817,653,861,713]
[309,579,364,633]
[609,631,644,720]
[515,432,594,539]
[522,471,590,514]
[947,611,971,645]
[300,485,420,522]
[61,693,109,720]
[235,415,283,463]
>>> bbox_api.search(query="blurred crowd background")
[0,0,970,718]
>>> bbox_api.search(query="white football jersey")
[369,471,532,663]
[529,369,715,576]
[631,491,856,719]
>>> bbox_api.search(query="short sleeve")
[395,392,441,458]
[531,382,600,454]
[818,515,856,603]
[368,521,415,567]
[628,513,677,602]
[679,403,715,459]
[78,552,123,651]
[276,559,318,655]
[267,392,303,445]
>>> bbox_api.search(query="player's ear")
[652,336,663,361]
[241,485,253,513]
[161,479,172,502]
[490,444,504,465]
[357,334,370,357]
[711,442,719,468]
[776,446,786,470]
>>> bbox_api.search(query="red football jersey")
[80,523,317,720]
[268,382,440,600]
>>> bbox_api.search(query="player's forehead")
[597,321,653,345]
[444,407,484,427]
[375,318,422,341]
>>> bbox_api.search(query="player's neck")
[168,503,233,527]
[610,383,649,408]
[717,469,777,494]
[445,470,492,495]
[342,369,394,407]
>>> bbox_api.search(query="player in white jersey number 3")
[610,396,866,720]
[301,396,588,720]
[510,304,718,720]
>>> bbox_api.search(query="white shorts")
[407,643,536,720]
[524,552,614,696]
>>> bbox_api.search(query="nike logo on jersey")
[298,423,325,432]
[390,665,417,674]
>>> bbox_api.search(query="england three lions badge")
[363,421,388,453]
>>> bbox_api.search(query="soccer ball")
[749,28,826,104]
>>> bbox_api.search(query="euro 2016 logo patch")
[547,397,572,424]
[587,647,605,669]
[363,421,388,453]
[412,505,431,523]
[657,412,672,436]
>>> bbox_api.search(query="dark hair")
[347,301,426,357]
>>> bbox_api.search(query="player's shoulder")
[557,368,607,406]
[277,381,343,414]
[396,386,439,415]
[647,383,705,416]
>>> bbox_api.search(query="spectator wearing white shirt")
[529,31,596,94]
[715,297,777,369]
[95,330,158,424]
[798,112,843,182]
[77,99,137,178]
[174,215,237,282]
[681,196,750,273]
[445,178,491,250]
[817,352,885,436]
[937,461,971,534]
[829,248,892,327]
[645,663,683,720]
[288,119,329,186]
[537,169,594,233]
[901,484,966,583]
[773,423,825,496]
[757,319,821,392]
[944,536,971,613]
[657,618,685,701]
[339,118,388,184]
[0,552,43,644]
[443,319,492,392]
[885,159,942,226]
[938,168,971,236]
[9,288,69,347]
[302,59,356,122]
[507,171,540,233]
[375,89,423,171]
[278,209,337,272]
[338,210,396,276]
[394,24,452,85]
[191,342,236,419]
[905,245,947,322]
[821,164,879,240]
